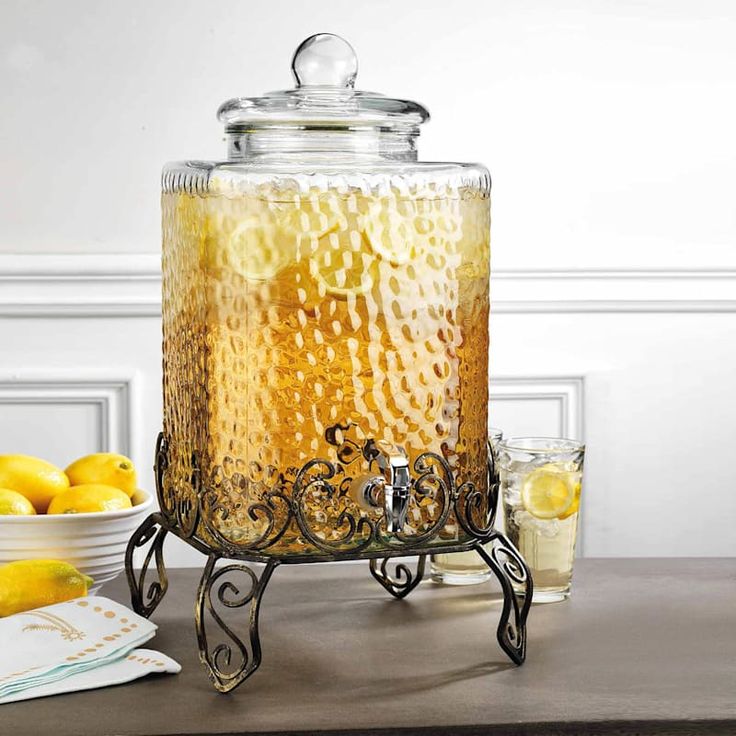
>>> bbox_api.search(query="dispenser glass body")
[161,162,490,555]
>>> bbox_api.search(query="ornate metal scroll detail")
[125,512,169,618]
[195,554,278,693]
[154,432,198,538]
[369,555,427,599]
[292,458,375,554]
[386,452,455,547]
[475,533,533,665]
[154,427,504,561]
[453,443,500,543]
[153,432,172,518]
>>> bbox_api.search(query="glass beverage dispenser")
[126,34,531,693]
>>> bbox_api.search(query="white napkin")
[0,596,178,702]
[0,648,180,704]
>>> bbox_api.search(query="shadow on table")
[345,660,516,700]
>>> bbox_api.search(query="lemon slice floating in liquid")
[203,208,289,281]
[361,198,422,266]
[308,230,378,299]
[521,466,575,520]
[226,216,285,280]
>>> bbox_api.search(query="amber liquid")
[162,179,490,553]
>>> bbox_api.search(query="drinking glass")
[430,428,504,585]
[497,437,585,602]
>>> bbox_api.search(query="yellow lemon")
[0,488,36,515]
[202,195,292,281]
[47,484,132,515]
[0,455,69,513]
[210,214,287,281]
[558,482,582,520]
[65,453,137,498]
[0,560,94,617]
[361,197,421,266]
[308,228,379,299]
[521,467,575,520]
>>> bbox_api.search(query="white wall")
[3,0,736,267]
[1,1,735,561]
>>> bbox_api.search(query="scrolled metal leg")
[125,512,169,618]
[475,534,532,665]
[195,554,278,693]
[369,554,426,599]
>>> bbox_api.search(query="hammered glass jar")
[160,34,491,557]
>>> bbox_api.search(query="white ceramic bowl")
[0,489,153,594]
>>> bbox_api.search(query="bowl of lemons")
[0,453,152,594]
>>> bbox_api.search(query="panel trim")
[2,255,736,316]
[0,372,141,460]
[492,268,736,313]
[0,255,161,317]
[490,375,585,440]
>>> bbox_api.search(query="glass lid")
[217,33,430,133]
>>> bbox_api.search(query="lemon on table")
[0,488,36,515]
[521,467,575,520]
[47,484,132,515]
[0,560,94,617]
[65,453,137,498]
[0,455,69,513]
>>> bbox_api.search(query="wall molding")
[491,268,736,313]
[490,375,585,441]
[0,371,141,460]
[0,255,161,317]
[1,255,736,316]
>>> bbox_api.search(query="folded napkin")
[0,596,179,703]
[0,649,180,704]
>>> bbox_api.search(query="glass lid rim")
[217,91,430,128]
[216,33,431,130]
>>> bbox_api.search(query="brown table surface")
[2,559,735,736]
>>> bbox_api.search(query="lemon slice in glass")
[521,467,575,520]
[227,216,286,280]
[361,198,421,266]
[309,230,377,298]
[558,481,582,520]
[203,199,291,281]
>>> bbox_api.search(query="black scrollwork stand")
[125,432,532,692]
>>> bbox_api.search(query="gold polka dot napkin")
[0,597,179,702]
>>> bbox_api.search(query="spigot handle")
[349,440,411,533]
[371,440,411,533]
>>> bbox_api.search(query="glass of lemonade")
[497,438,585,602]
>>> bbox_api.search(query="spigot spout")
[371,440,411,533]
[348,439,412,534]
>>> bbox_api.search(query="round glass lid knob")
[291,33,358,88]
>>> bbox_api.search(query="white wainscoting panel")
[1,255,735,563]
[490,376,584,440]
[0,374,138,463]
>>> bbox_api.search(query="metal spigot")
[350,440,411,533]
